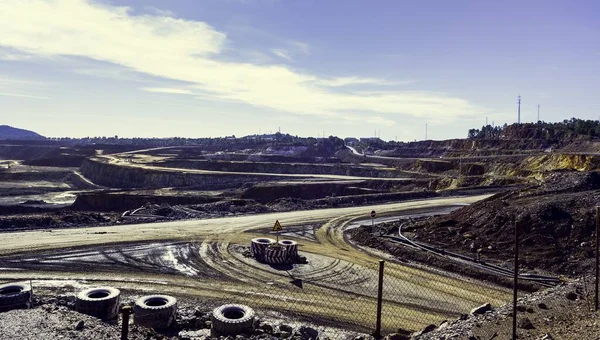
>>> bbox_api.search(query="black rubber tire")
[250,238,275,257]
[133,295,177,329]
[278,240,299,258]
[0,283,32,308]
[75,287,120,320]
[211,304,255,336]
[264,245,289,264]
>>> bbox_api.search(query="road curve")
[101,154,411,181]
[0,194,511,333]
[0,195,492,255]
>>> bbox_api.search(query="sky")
[0,0,598,141]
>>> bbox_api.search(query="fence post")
[120,305,132,340]
[594,207,600,311]
[375,260,385,339]
[512,221,519,340]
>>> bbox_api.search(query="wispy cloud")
[142,87,195,95]
[0,76,50,86]
[271,40,310,61]
[288,41,310,55]
[0,92,48,99]
[0,76,51,99]
[0,51,34,61]
[0,0,483,123]
[318,77,415,87]
[271,48,294,61]
[143,6,175,17]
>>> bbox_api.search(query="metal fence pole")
[512,221,519,340]
[375,260,385,339]
[594,207,600,311]
[120,305,132,340]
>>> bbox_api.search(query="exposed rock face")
[157,159,406,178]
[80,157,289,189]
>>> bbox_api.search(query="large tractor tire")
[133,295,178,329]
[0,283,32,311]
[211,304,255,336]
[250,238,276,261]
[278,240,299,259]
[264,245,289,264]
[75,287,120,320]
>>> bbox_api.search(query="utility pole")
[537,104,540,123]
[517,95,521,124]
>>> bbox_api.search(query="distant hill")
[0,125,44,140]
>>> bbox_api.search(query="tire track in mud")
[0,197,514,333]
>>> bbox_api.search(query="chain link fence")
[6,212,600,339]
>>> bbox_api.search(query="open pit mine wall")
[155,160,409,178]
[0,144,63,160]
[379,138,557,158]
[242,181,436,204]
[71,191,222,211]
[340,151,486,176]
[80,158,288,189]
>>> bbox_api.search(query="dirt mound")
[0,212,117,232]
[408,172,600,276]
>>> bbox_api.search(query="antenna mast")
[537,104,540,122]
[517,95,521,124]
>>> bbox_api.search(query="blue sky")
[0,0,598,140]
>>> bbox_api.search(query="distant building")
[344,137,359,145]
[359,137,382,143]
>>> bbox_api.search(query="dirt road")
[101,154,412,181]
[0,195,511,333]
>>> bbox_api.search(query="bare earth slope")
[407,171,600,276]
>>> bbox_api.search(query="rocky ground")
[1,277,598,340]
[414,276,600,340]
[0,288,369,340]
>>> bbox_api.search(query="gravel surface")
[0,289,371,340]
[411,277,600,340]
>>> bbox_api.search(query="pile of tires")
[0,282,32,311]
[133,295,177,329]
[263,245,288,264]
[211,304,255,336]
[250,238,275,261]
[75,287,120,320]
[278,240,299,259]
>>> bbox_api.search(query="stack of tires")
[278,240,298,260]
[75,287,120,320]
[263,245,288,264]
[133,295,178,329]
[0,282,32,312]
[250,238,275,262]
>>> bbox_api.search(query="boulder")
[74,320,84,331]
[518,317,535,330]
[298,326,319,339]
[470,303,492,315]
